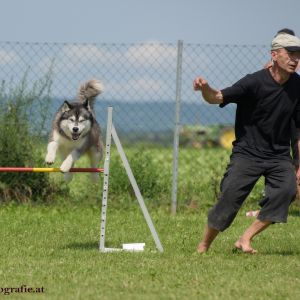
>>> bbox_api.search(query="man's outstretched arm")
[193,77,223,105]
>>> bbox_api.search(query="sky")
[0,0,299,45]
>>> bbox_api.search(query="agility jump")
[0,167,104,172]
[0,107,164,253]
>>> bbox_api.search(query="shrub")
[108,147,168,205]
[0,70,68,203]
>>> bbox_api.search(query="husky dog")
[45,79,103,182]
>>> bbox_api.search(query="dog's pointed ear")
[62,101,72,112]
[83,98,92,111]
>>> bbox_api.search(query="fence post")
[171,40,183,215]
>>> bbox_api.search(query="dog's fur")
[45,79,103,182]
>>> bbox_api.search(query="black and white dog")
[45,79,103,182]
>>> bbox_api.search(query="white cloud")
[61,44,112,65]
[0,50,20,65]
[125,43,177,68]
[59,42,178,70]
[104,77,173,101]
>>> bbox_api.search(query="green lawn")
[1,203,300,300]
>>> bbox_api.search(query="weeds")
[0,69,68,203]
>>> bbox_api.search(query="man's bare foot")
[246,210,260,218]
[234,239,258,254]
[197,242,209,253]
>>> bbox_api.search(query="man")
[247,28,300,218]
[193,33,300,254]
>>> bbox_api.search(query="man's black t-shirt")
[220,69,300,161]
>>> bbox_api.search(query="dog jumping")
[45,79,103,182]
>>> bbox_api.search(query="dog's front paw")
[60,157,73,173]
[45,153,55,165]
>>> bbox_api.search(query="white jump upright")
[99,107,164,253]
[99,107,113,252]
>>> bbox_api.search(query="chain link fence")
[0,40,269,209]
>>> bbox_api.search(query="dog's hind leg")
[63,172,73,183]
[88,148,101,183]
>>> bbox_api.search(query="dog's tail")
[77,79,103,107]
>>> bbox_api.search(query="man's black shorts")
[208,155,297,232]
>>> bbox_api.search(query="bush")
[108,147,169,205]
[0,71,68,203]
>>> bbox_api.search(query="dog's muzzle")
[72,127,80,140]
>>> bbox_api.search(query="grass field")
[2,71,300,299]
[1,202,300,300]
[1,146,300,299]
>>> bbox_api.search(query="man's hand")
[193,76,223,104]
[296,166,300,185]
[193,77,208,91]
